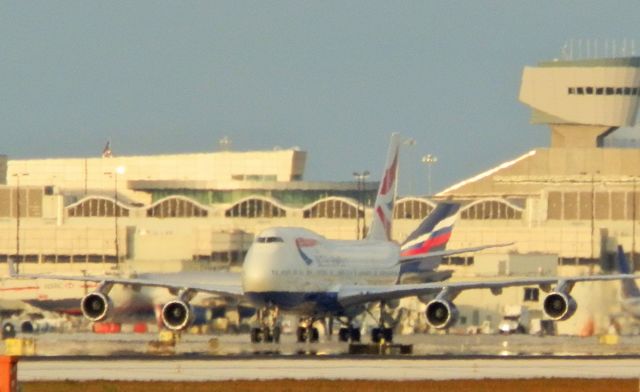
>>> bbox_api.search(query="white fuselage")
[242,227,401,315]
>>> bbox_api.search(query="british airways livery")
[8,133,638,344]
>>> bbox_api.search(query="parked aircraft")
[8,133,636,344]
[614,245,640,318]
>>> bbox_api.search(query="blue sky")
[2,1,640,195]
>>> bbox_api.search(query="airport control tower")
[438,55,640,198]
[520,57,640,148]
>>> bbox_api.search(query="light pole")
[421,154,438,196]
[12,172,29,274]
[105,166,126,266]
[402,138,416,194]
[353,170,370,240]
[114,166,125,265]
[633,177,637,269]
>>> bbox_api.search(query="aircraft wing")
[8,260,243,299]
[398,242,514,263]
[337,273,635,307]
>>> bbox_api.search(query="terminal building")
[2,54,640,335]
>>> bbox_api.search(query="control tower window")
[596,87,603,95]
[633,88,639,95]
[625,87,632,95]
[606,87,614,95]
[586,87,593,94]
[616,87,623,95]
[577,87,584,95]
[568,87,575,94]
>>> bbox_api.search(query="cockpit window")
[256,236,284,243]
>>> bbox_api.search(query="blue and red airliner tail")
[400,202,460,258]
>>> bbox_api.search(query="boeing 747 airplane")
[8,133,637,344]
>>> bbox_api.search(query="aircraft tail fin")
[396,202,460,281]
[366,133,401,241]
[616,245,640,299]
[400,202,460,258]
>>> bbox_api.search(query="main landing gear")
[336,317,361,343]
[370,301,393,343]
[296,317,320,343]
[338,325,361,343]
[250,306,281,343]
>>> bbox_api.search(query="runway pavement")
[8,332,640,381]
[17,357,640,381]
[10,331,640,357]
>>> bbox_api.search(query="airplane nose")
[242,245,284,292]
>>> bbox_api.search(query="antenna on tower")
[569,38,574,59]
[578,39,582,59]
[561,41,570,60]
[218,136,232,151]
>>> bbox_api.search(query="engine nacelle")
[425,299,459,329]
[161,300,194,331]
[81,292,113,322]
[543,291,577,321]
[20,320,34,333]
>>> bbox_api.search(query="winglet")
[8,257,18,277]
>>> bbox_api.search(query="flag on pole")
[102,141,113,158]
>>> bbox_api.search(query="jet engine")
[80,292,113,322]
[161,299,194,331]
[425,299,459,329]
[543,291,577,321]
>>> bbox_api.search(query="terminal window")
[303,199,360,219]
[225,198,286,218]
[461,200,523,220]
[393,199,433,220]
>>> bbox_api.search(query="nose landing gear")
[250,306,281,344]
[296,318,320,343]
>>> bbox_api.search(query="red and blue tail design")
[366,133,401,241]
[400,202,460,258]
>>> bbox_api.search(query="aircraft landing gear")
[370,301,393,343]
[371,327,393,343]
[337,317,361,343]
[250,305,281,344]
[338,326,361,343]
[296,318,320,343]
